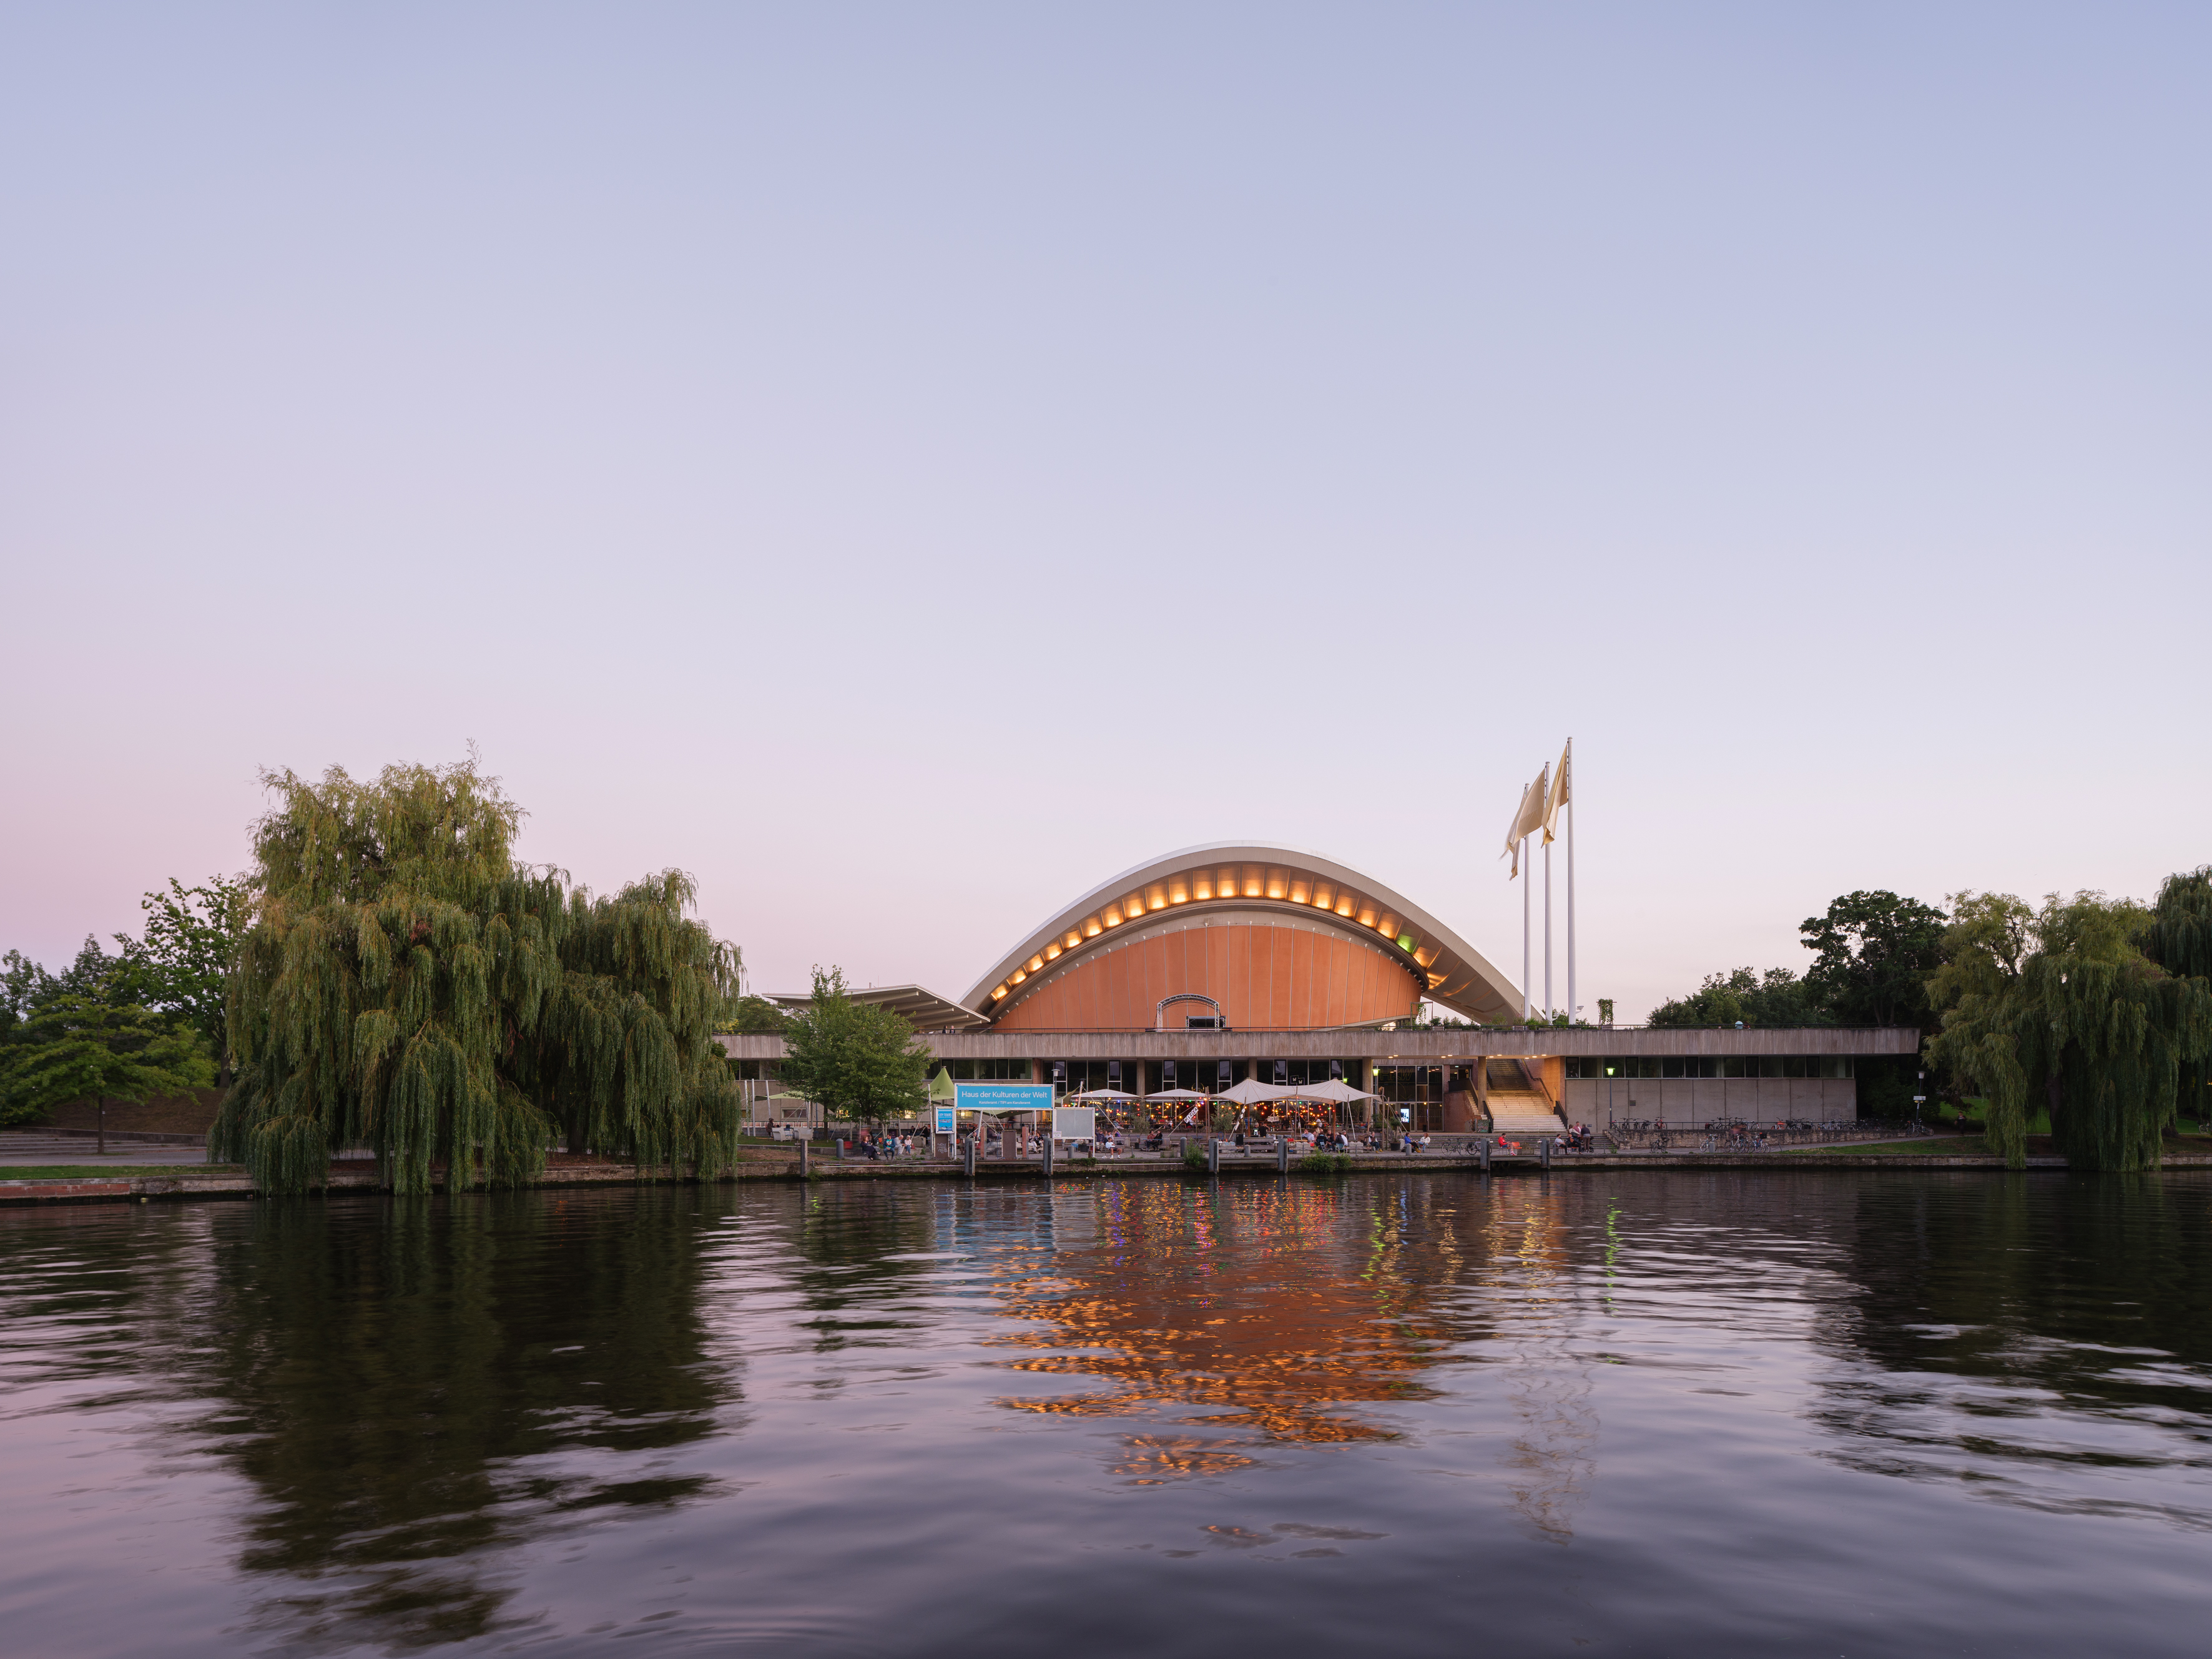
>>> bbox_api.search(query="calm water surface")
[4,1171,2211,1657]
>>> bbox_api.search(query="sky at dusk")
[3,4,2207,1021]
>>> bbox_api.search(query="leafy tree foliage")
[1801,890,1947,1028]
[2140,867,2212,1125]
[724,995,794,1034]
[4,936,130,1016]
[1927,890,2212,1169]
[209,758,742,1194]
[1648,967,1828,1029]
[114,874,255,1078]
[776,967,930,1129]
[0,990,213,1130]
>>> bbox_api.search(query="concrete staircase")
[1483,1059,1564,1138]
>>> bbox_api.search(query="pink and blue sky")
[3,4,2206,1020]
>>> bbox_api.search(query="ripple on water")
[2,1173,2212,1657]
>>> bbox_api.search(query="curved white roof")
[961,842,1522,1025]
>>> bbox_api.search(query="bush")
[1297,1151,1352,1174]
[1182,1145,1208,1170]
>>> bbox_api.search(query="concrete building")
[719,843,1916,1133]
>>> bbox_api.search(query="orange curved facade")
[991,917,1420,1032]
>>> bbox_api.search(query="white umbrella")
[1067,1089,1138,1102]
[1292,1078,1378,1103]
[1212,1078,1293,1106]
[1142,1088,1207,1101]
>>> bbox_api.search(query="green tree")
[2,949,50,1031]
[1926,890,2212,1169]
[0,990,214,1139]
[209,757,743,1195]
[1801,890,1947,1027]
[1648,966,1829,1028]
[723,995,795,1034]
[2139,867,2212,1126]
[776,967,930,1131]
[115,874,255,1080]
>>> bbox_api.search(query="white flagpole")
[1565,739,1576,1025]
[1521,832,1531,1021]
[1543,834,1553,1021]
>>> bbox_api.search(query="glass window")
[1661,1058,1684,1080]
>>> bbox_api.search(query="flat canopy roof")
[765,984,992,1032]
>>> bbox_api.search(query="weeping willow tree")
[2141,867,2212,1129]
[1927,889,2212,1170]
[210,758,742,1194]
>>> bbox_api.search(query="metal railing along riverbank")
[1598,1119,1934,1152]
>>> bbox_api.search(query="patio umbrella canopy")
[1066,1090,1138,1102]
[1212,1078,1292,1106]
[1290,1078,1379,1103]
[1142,1089,1207,1101]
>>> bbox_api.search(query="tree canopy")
[724,995,795,1035]
[1647,967,1827,1029]
[775,967,930,1128]
[114,874,255,1077]
[2139,867,2212,1131]
[0,988,214,1129]
[1646,890,1947,1030]
[1927,890,2212,1169]
[209,757,743,1194]
[1801,890,1947,1028]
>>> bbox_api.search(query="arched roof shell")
[961,842,1522,1026]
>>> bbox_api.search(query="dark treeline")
[1648,874,2212,1169]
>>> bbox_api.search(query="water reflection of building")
[971,1176,1600,1522]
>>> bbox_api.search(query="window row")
[1565,1056,1856,1080]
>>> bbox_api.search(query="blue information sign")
[953,1081,1055,1115]
[933,1105,956,1133]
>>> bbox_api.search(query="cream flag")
[1541,739,1571,842]
[1503,765,1548,878]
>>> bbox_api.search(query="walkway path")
[0,1131,220,1167]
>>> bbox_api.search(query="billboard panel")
[953,1081,1054,1115]
[1052,1107,1096,1142]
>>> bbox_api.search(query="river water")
[3,1171,2210,1657]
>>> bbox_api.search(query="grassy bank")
[0,1165,242,1181]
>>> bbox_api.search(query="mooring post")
[1207,1138,1221,1176]
[1043,1136,1054,1178]
[1479,1138,1491,1172]
[1541,1136,1552,1169]
[1277,1138,1290,1173]
[799,1136,810,1177]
